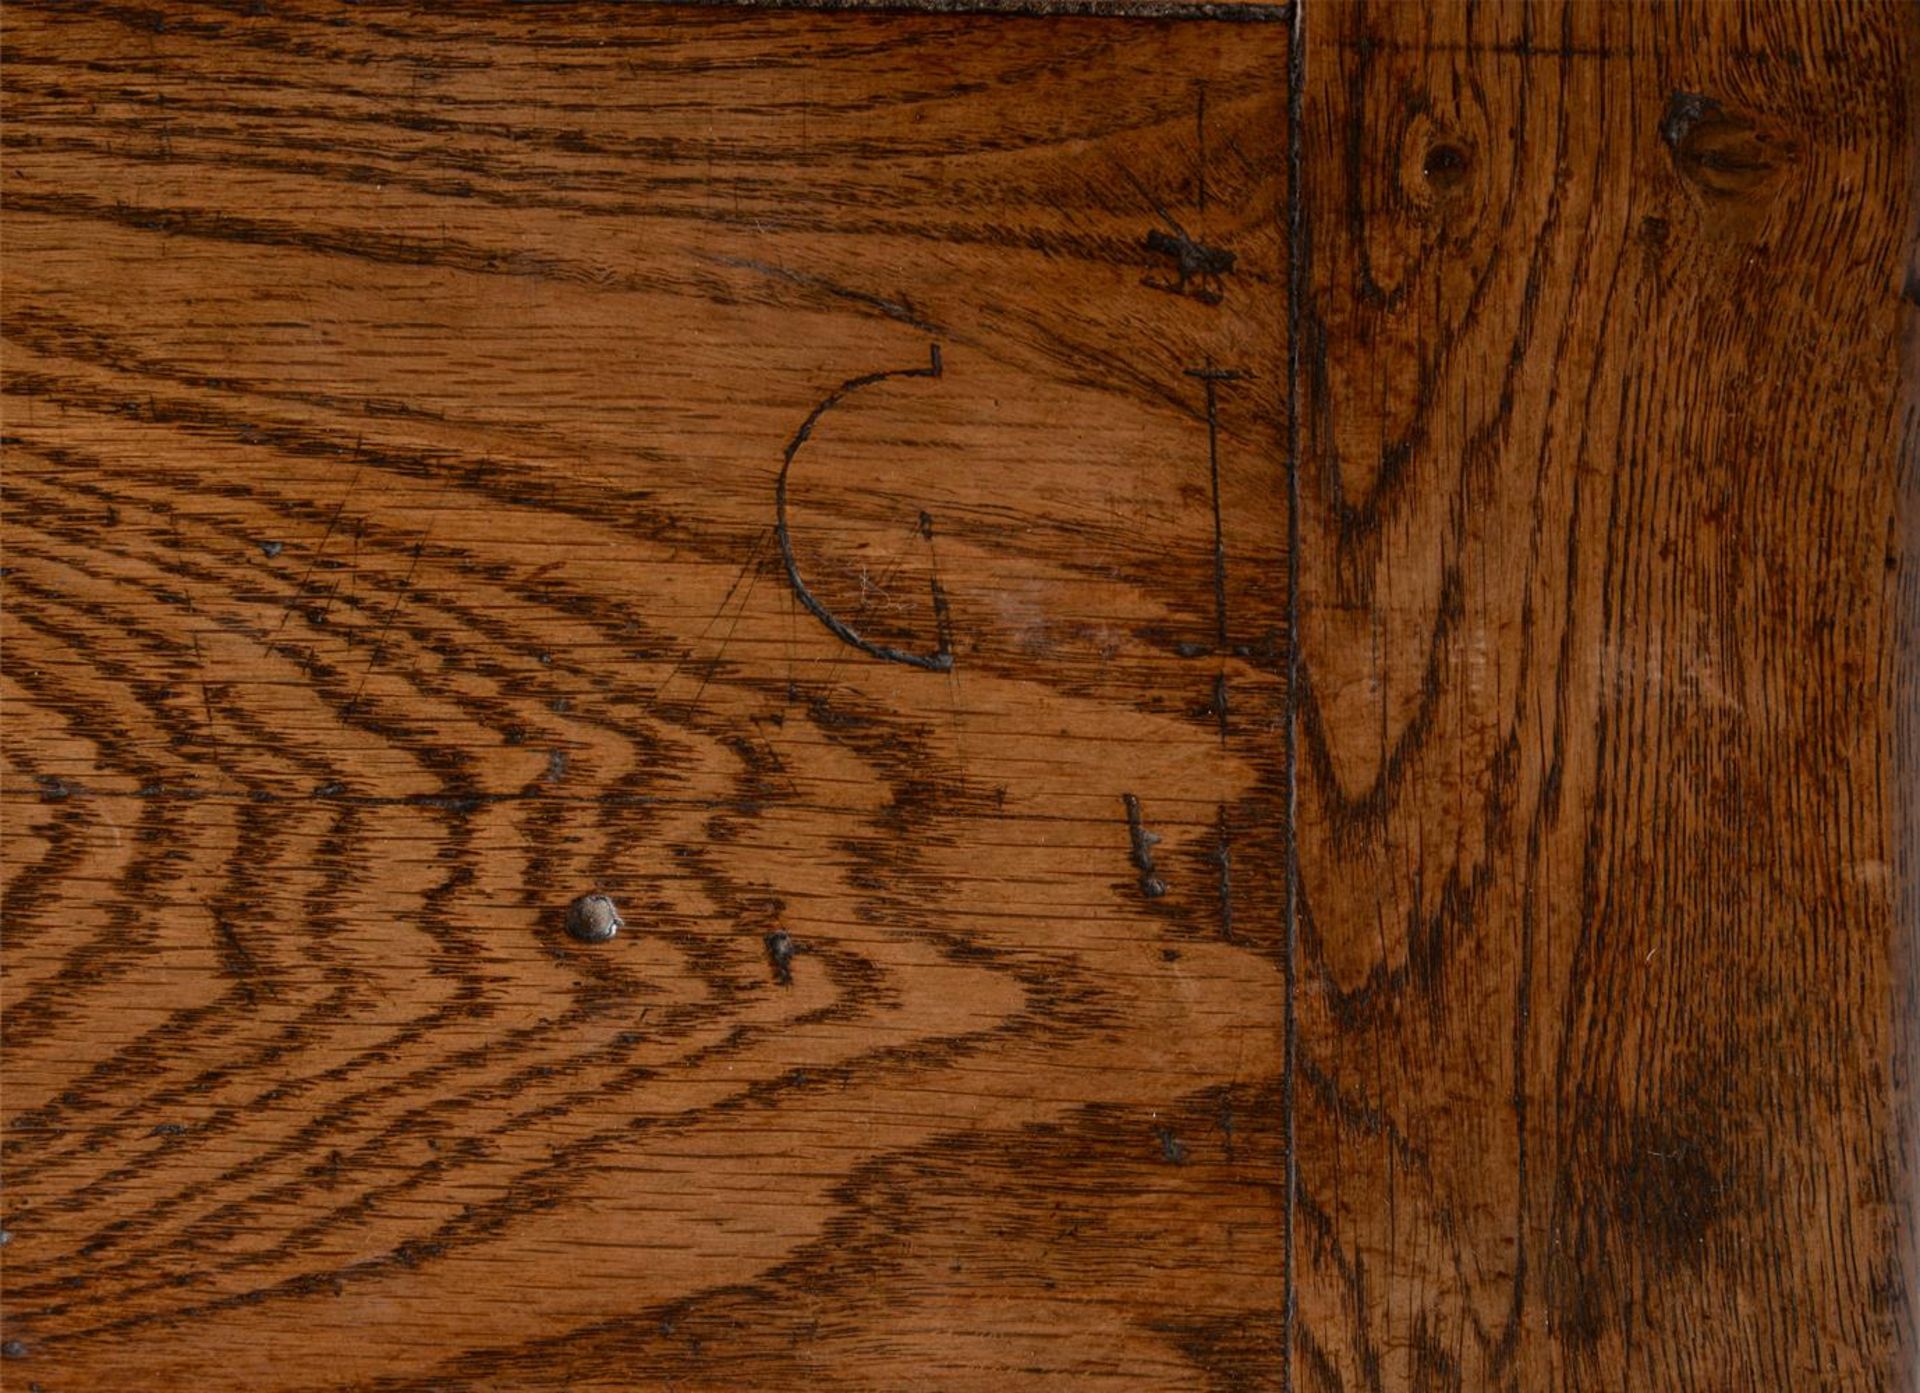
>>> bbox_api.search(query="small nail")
[565,893,622,944]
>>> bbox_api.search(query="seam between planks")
[642,0,1293,20]
[1281,0,1305,1388]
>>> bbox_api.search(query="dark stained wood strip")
[1281,5,1304,1385]
[1291,1,1917,1389]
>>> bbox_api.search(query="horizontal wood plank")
[1,4,1290,1388]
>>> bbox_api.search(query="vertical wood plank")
[1293,1,1917,1388]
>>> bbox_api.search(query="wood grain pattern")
[1,4,1293,1388]
[1292,2,1917,1389]
[4,2,1916,1391]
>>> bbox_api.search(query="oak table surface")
[2,2,1913,1391]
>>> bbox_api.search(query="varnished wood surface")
[2,2,1914,1390]
[1293,3,1917,1390]
[2,6,1292,1389]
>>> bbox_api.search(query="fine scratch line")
[1214,805,1234,941]
[1185,363,1251,650]
[775,344,953,673]
[701,254,946,336]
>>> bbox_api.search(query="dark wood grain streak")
[1292,2,1917,1390]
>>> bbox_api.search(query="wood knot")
[1420,141,1472,194]
[1660,91,1797,203]
[1397,112,1481,227]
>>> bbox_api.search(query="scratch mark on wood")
[1216,1090,1236,1160]
[344,538,428,716]
[1214,804,1233,941]
[1185,363,1250,652]
[764,927,799,985]
[1122,792,1168,899]
[1156,1126,1188,1164]
[192,631,221,759]
[1210,669,1231,742]
[700,254,946,335]
[680,526,775,717]
[775,344,954,673]
[271,437,362,641]
[1144,230,1236,306]
[211,914,268,1003]
[1114,157,1237,305]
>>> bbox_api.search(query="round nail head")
[566,892,622,944]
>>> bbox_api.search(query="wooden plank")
[0,4,1291,1388]
[1291,2,1917,1389]
[7,1,1916,1389]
